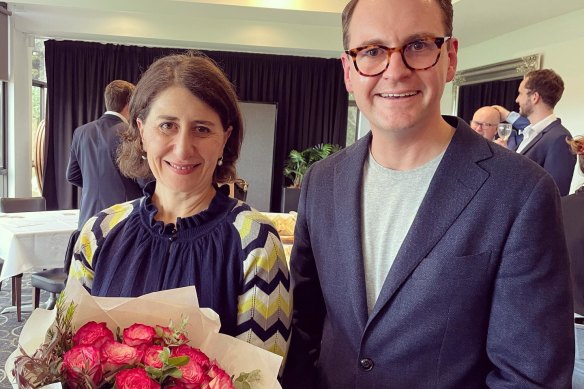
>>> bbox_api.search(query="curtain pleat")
[457,78,523,125]
[43,40,348,211]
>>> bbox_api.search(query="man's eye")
[363,47,384,57]
[408,40,431,52]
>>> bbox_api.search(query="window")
[31,38,47,196]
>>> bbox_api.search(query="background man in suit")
[282,0,574,387]
[562,136,584,315]
[470,106,499,141]
[492,70,576,196]
[67,80,143,228]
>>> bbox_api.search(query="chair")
[0,196,47,321]
[31,229,79,310]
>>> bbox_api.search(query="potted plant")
[281,143,342,212]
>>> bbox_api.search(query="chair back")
[64,230,81,274]
[0,197,47,213]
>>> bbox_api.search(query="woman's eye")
[194,126,211,134]
[159,122,177,133]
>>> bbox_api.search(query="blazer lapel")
[519,119,558,155]
[367,120,491,324]
[333,133,371,330]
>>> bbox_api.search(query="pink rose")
[174,359,206,388]
[61,345,103,388]
[115,367,160,389]
[208,372,234,389]
[123,323,157,347]
[171,344,210,370]
[101,341,144,372]
[207,363,234,389]
[72,321,114,349]
[142,345,165,369]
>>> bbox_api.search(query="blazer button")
[360,358,374,371]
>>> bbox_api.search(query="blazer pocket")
[410,251,492,281]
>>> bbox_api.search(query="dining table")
[0,209,79,283]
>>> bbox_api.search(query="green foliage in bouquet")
[13,293,76,388]
[283,143,342,188]
[12,295,264,389]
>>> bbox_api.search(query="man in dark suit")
[67,80,143,228]
[492,70,576,196]
[282,0,574,387]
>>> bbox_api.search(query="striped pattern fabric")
[69,198,291,357]
[234,210,291,355]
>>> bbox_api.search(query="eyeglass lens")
[353,38,447,76]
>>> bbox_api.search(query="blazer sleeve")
[541,134,577,196]
[486,174,574,387]
[67,131,83,187]
[509,112,530,131]
[281,167,327,389]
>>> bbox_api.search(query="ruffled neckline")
[140,181,237,237]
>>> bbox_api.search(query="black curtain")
[43,40,348,211]
[457,78,522,124]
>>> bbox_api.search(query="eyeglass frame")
[344,36,452,77]
[470,120,498,129]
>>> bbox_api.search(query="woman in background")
[562,135,584,314]
[69,52,290,357]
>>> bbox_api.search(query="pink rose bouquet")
[8,279,282,389]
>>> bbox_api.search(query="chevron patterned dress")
[69,182,291,357]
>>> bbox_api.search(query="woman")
[69,52,290,357]
[563,135,584,315]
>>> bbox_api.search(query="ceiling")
[6,0,584,58]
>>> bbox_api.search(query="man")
[492,70,576,196]
[67,80,143,228]
[470,106,499,141]
[282,0,574,387]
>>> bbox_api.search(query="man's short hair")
[341,0,453,50]
[104,80,135,112]
[524,69,564,108]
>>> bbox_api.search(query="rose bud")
[123,323,157,347]
[72,321,114,349]
[101,341,144,373]
[174,359,206,388]
[115,367,160,389]
[171,345,210,370]
[143,345,165,369]
[61,345,103,388]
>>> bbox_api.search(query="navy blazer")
[517,118,576,196]
[66,113,143,228]
[282,116,574,388]
[562,188,584,315]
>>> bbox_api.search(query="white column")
[7,26,32,197]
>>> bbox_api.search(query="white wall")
[442,8,584,192]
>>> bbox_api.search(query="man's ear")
[341,54,354,93]
[445,38,459,83]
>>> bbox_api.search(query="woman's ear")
[223,126,233,147]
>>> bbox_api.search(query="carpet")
[0,275,50,389]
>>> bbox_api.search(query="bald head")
[470,106,500,140]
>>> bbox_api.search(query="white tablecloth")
[0,210,79,281]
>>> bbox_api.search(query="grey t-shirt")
[362,150,444,313]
